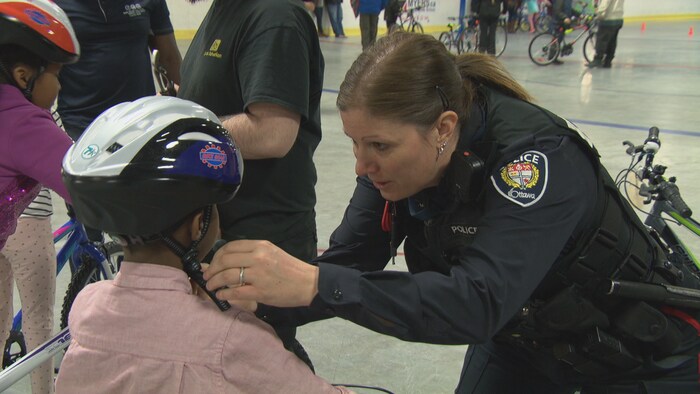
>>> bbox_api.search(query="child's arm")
[10,110,73,202]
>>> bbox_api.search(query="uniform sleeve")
[222,312,350,393]
[313,136,598,345]
[256,176,392,327]
[236,24,312,119]
[9,111,73,202]
[149,0,174,35]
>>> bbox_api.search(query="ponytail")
[455,53,534,106]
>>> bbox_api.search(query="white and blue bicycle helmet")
[62,96,244,237]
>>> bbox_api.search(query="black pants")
[478,16,499,55]
[457,340,700,393]
[594,23,623,64]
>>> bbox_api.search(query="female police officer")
[204,32,700,392]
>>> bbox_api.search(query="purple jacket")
[0,84,73,249]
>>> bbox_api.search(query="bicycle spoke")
[529,33,559,65]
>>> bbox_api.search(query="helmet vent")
[106,142,123,153]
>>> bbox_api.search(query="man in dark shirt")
[178,0,324,369]
[55,0,181,140]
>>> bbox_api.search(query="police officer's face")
[342,108,445,201]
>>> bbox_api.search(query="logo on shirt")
[491,150,548,207]
[123,3,145,17]
[204,39,223,59]
[199,144,228,169]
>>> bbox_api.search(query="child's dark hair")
[0,44,47,83]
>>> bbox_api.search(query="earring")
[436,140,448,161]
[438,140,447,156]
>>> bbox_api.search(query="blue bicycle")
[1,217,120,390]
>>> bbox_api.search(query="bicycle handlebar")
[658,181,693,218]
[623,126,693,218]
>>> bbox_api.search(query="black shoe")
[602,62,612,68]
[552,59,564,65]
[587,59,603,68]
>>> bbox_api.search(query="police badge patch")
[491,150,548,207]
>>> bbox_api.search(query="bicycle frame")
[0,328,71,392]
[8,218,111,333]
[1,218,116,390]
[561,20,593,48]
[646,200,700,270]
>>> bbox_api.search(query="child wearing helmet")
[54,96,352,394]
[0,0,80,392]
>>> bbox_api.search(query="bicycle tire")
[2,330,26,368]
[439,32,453,52]
[519,19,530,32]
[104,241,124,270]
[60,256,110,329]
[529,32,560,65]
[536,15,552,33]
[495,24,508,57]
[409,22,423,34]
[583,32,596,64]
[460,28,478,53]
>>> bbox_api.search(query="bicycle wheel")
[495,24,508,57]
[529,32,560,65]
[460,28,478,53]
[583,32,596,64]
[409,21,423,33]
[536,15,552,33]
[104,240,124,270]
[2,330,26,368]
[60,256,112,329]
[439,32,453,52]
[519,18,531,32]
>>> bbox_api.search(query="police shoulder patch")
[490,150,548,207]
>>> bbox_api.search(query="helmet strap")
[21,65,44,101]
[160,205,229,311]
[160,205,213,276]
[0,61,43,101]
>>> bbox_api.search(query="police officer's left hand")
[203,240,319,308]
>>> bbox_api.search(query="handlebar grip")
[648,126,660,142]
[658,181,693,218]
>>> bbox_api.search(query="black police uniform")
[260,86,700,392]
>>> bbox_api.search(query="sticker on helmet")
[199,144,228,169]
[491,150,548,207]
[25,9,50,26]
[81,144,99,159]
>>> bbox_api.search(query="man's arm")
[149,33,182,85]
[220,102,301,159]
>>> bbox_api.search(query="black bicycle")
[615,127,700,284]
[528,14,596,65]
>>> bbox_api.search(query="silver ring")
[239,267,246,286]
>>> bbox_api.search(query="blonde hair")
[337,32,533,129]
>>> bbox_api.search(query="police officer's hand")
[203,240,319,308]
[198,263,258,312]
